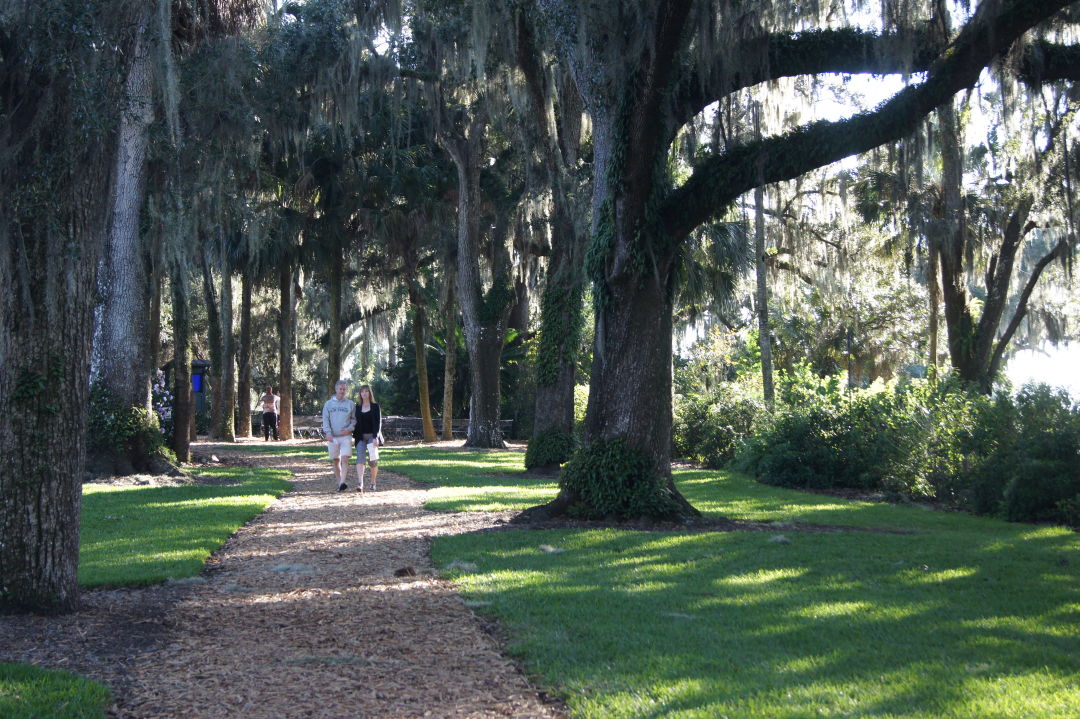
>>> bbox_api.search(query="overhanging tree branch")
[662,0,1078,241]
[672,28,945,130]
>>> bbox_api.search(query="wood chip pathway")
[1,440,563,719]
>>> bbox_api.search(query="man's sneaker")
[337,482,347,492]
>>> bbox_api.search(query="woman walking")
[352,384,382,492]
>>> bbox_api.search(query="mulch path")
[1,439,564,719]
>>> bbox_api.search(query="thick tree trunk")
[92,8,154,418]
[0,2,142,612]
[171,275,193,463]
[278,263,295,440]
[529,219,584,468]
[441,279,458,440]
[237,272,252,437]
[408,283,438,442]
[0,181,105,614]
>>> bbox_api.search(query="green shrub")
[525,428,575,470]
[736,376,1080,528]
[87,383,166,459]
[559,437,681,519]
[673,386,764,468]
[991,385,1080,524]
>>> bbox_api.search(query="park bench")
[381,415,513,440]
[252,412,513,440]
[251,412,325,439]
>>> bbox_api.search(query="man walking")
[321,380,356,491]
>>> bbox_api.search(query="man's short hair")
[335,380,348,389]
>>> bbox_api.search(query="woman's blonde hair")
[358,384,376,402]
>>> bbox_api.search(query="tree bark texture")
[237,272,252,437]
[439,117,512,449]
[408,282,439,442]
[171,275,193,463]
[0,2,140,612]
[201,251,224,439]
[92,9,155,418]
[0,192,104,613]
[278,263,295,440]
[441,278,458,440]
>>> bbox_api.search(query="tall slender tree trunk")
[326,240,343,394]
[927,237,941,381]
[237,272,253,437]
[407,283,438,442]
[754,183,775,408]
[529,223,584,468]
[201,251,224,439]
[171,274,193,463]
[220,263,235,442]
[278,263,295,440]
[516,17,587,467]
[439,118,512,449]
[441,278,458,440]
[149,269,163,376]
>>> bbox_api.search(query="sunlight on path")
[115,439,558,719]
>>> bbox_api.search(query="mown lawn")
[80,465,292,587]
[0,662,112,719]
[374,445,1080,719]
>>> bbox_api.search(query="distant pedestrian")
[256,386,280,441]
[322,380,356,491]
[352,384,383,492]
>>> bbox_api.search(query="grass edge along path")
[79,465,292,587]
[0,662,112,719]
[5,463,291,718]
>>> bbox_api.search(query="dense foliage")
[721,377,1080,527]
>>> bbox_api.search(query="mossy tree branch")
[662,0,1078,241]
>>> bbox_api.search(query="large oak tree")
[521,0,1080,521]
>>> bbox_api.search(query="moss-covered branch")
[662,0,1077,241]
[672,28,945,130]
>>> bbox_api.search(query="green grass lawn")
[0,662,112,719]
[395,448,1080,718]
[80,465,292,587]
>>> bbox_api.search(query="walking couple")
[322,380,383,493]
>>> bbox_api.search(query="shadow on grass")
[435,523,1080,718]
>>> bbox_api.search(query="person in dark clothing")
[352,384,382,492]
[257,386,280,441]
